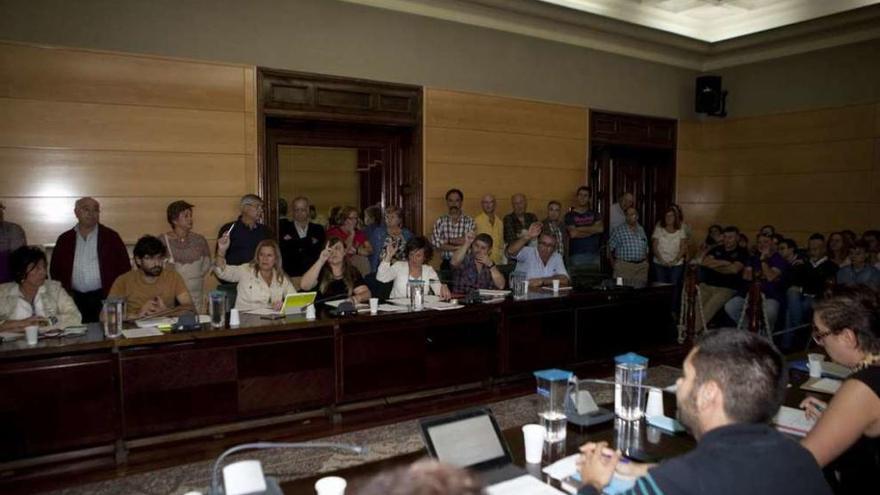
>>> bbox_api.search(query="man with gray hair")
[216,195,272,306]
[50,197,131,322]
[279,196,325,277]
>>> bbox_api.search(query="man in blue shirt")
[577,330,831,495]
[836,241,880,289]
[608,207,649,285]
[507,222,570,289]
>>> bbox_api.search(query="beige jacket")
[214,264,296,311]
[0,280,82,328]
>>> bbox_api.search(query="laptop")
[419,407,528,486]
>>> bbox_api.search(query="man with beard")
[576,330,831,495]
[108,235,193,319]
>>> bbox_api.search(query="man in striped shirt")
[576,330,831,495]
[431,188,475,277]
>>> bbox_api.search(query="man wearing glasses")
[108,235,193,319]
[507,222,570,289]
[216,195,272,302]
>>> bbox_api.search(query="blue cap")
[533,369,573,381]
[615,352,648,365]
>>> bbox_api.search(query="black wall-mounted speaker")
[695,75,726,116]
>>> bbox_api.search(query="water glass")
[208,291,227,329]
[510,272,528,300]
[534,368,572,443]
[408,279,425,310]
[102,297,125,338]
[615,352,648,420]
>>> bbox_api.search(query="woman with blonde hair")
[300,237,370,303]
[215,237,296,311]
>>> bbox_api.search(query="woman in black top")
[300,237,370,304]
[801,285,880,492]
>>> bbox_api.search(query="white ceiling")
[536,0,880,42]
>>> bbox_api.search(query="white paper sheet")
[486,475,565,495]
[122,327,164,339]
[542,453,579,480]
[801,377,842,394]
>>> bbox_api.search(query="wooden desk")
[0,285,675,477]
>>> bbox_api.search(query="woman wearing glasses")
[800,285,880,492]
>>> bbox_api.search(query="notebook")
[773,405,816,437]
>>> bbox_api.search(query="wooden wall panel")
[425,89,586,139]
[0,42,257,246]
[677,102,880,245]
[423,89,588,237]
[0,149,246,197]
[699,104,875,148]
[0,43,245,111]
[0,99,245,154]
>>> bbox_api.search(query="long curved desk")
[0,285,675,476]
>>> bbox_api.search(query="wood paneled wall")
[0,42,258,247]
[423,89,589,235]
[278,146,359,222]
[678,103,880,244]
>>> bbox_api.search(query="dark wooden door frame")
[256,68,423,234]
[588,109,678,233]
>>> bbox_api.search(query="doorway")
[258,69,422,236]
[588,110,677,235]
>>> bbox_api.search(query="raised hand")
[464,230,476,245]
[217,233,231,253]
[527,222,543,239]
[318,243,332,263]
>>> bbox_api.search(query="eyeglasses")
[811,324,833,345]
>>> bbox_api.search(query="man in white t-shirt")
[507,222,570,289]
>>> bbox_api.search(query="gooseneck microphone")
[210,441,367,495]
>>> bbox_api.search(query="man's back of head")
[684,330,786,435]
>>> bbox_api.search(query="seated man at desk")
[108,235,194,320]
[450,231,505,294]
[577,330,831,495]
[506,222,570,289]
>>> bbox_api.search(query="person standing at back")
[565,186,603,273]
[216,194,272,305]
[50,197,130,322]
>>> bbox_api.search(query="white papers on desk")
[801,377,843,394]
[244,308,281,316]
[486,475,564,495]
[478,289,510,298]
[122,327,164,339]
[0,331,21,342]
[377,304,406,312]
[542,453,579,481]
[135,317,175,328]
[425,301,462,311]
[323,300,369,310]
[773,405,816,437]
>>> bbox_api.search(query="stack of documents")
[773,405,816,437]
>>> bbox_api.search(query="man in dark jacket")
[50,197,130,322]
[577,330,831,495]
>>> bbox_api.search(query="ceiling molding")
[340,0,880,71]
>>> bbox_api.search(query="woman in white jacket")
[376,236,450,300]
[0,246,81,331]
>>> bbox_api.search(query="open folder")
[245,292,317,316]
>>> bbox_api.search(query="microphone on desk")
[209,441,367,495]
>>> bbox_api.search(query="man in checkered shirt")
[608,206,649,285]
[431,188,475,277]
